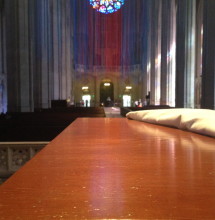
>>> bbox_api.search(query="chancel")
[1,0,215,219]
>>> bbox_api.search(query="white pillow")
[126,108,215,137]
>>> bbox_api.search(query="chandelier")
[89,0,125,14]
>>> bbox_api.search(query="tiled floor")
[104,107,123,118]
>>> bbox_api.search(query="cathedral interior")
[1,1,215,219]
[0,0,214,113]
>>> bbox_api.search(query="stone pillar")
[5,0,33,112]
[149,0,156,105]
[168,0,176,107]
[160,0,176,107]
[40,0,49,109]
[201,0,215,109]
[4,0,75,111]
[62,0,72,101]
[19,0,33,112]
[66,0,73,101]
[195,0,203,108]
[52,0,60,100]
[5,0,19,112]
[148,0,162,105]
[160,0,168,105]
[176,0,196,108]
[51,0,73,102]
[141,0,151,103]
[0,0,7,113]
[154,1,161,105]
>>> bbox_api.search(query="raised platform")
[0,118,215,219]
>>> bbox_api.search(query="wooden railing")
[1,118,215,219]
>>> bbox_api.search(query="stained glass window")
[89,0,125,14]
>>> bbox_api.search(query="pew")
[0,118,215,219]
[0,107,106,141]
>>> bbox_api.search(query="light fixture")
[126,86,132,89]
[82,86,89,90]
[89,0,125,14]
[104,83,110,86]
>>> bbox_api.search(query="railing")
[0,142,48,184]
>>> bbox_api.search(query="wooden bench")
[0,118,215,219]
[0,107,106,141]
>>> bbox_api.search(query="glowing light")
[89,0,125,14]
[82,86,89,90]
[123,95,131,107]
[126,86,132,89]
[104,83,110,86]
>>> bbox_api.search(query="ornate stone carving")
[0,148,7,169]
[0,142,48,183]
[11,148,29,168]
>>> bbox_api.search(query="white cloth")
[126,108,215,137]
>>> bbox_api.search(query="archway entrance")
[123,95,131,107]
[100,81,114,106]
[82,95,91,107]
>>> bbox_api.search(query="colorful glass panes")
[89,0,125,14]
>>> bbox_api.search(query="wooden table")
[1,118,215,219]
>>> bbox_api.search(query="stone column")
[5,0,33,112]
[154,1,162,105]
[51,0,73,102]
[168,0,176,107]
[148,0,162,105]
[176,0,196,108]
[62,0,72,101]
[61,0,67,99]
[195,0,203,108]
[5,0,19,112]
[141,0,151,103]
[66,0,73,101]
[40,0,49,109]
[149,0,156,105]
[160,0,169,105]
[19,0,33,111]
[201,0,215,109]
[52,0,60,100]
[0,0,7,113]
[160,0,176,107]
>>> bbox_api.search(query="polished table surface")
[1,118,215,219]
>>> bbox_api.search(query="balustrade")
[0,142,48,184]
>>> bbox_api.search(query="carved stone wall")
[0,142,48,184]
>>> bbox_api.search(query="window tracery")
[89,0,125,14]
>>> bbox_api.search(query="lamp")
[126,86,132,90]
[104,83,110,86]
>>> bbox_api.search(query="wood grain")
[0,118,215,219]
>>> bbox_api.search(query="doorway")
[82,95,91,107]
[123,95,131,107]
[100,81,114,107]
